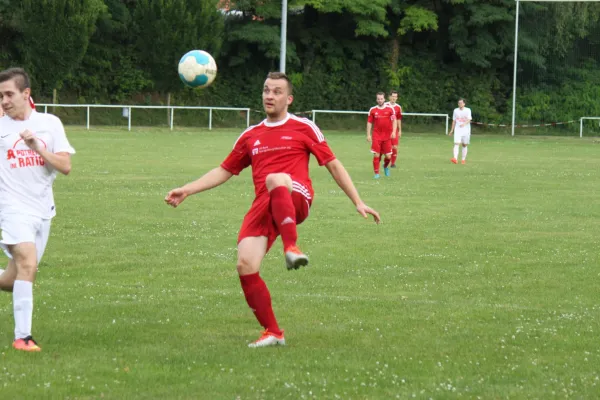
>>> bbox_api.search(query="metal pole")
[511,0,520,136]
[312,110,316,124]
[580,118,583,138]
[44,105,48,114]
[128,107,132,131]
[170,108,174,131]
[246,109,250,128]
[86,106,90,130]
[280,0,288,73]
[447,115,450,135]
[209,108,213,130]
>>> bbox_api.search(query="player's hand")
[448,131,453,136]
[391,132,396,139]
[356,203,381,224]
[19,130,41,152]
[165,187,188,208]
[366,135,372,143]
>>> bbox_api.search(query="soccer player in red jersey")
[165,72,381,348]
[366,92,396,179]
[385,90,402,167]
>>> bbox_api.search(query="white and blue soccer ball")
[178,50,217,88]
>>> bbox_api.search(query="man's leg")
[391,145,398,167]
[373,153,381,178]
[461,143,468,163]
[10,242,41,352]
[237,236,285,348]
[266,173,308,270]
[451,142,459,163]
[0,259,17,292]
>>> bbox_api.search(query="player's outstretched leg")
[461,144,468,164]
[266,173,308,270]
[391,147,398,167]
[237,237,286,348]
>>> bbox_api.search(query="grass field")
[1,127,599,399]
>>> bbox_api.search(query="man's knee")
[265,173,292,192]
[236,256,260,276]
[373,153,381,158]
[462,144,468,148]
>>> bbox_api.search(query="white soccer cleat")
[285,246,309,270]
[248,330,286,348]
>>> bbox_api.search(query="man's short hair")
[458,98,466,103]
[376,92,385,97]
[390,90,398,96]
[0,68,30,92]
[266,72,293,94]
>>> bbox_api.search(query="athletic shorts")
[0,213,52,263]
[371,139,392,156]
[238,179,313,252]
[454,132,470,145]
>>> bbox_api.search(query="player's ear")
[23,87,31,100]
[287,95,294,106]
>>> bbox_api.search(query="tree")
[11,0,106,95]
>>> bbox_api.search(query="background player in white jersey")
[0,68,75,352]
[448,98,472,164]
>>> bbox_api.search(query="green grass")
[1,127,600,399]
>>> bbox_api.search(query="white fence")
[37,104,251,131]
[311,110,450,135]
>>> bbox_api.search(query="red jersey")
[385,102,402,121]
[221,114,336,197]
[367,105,396,140]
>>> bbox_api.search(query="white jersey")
[453,107,472,135]
[0,111,75,219]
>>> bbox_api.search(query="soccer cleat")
[384,167,390,177]
[391,164,397,168]
[248,329,285,348]
[374,174,380,179]
[13,336,41,352]
[450,158,458,164]
[461,160,466,165]
[285,245,309,270]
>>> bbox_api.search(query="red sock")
[239,273,282,335]
[384,158,391,168]
[391,148,398,165]
[269,186,297,250]
[373,157,380,174]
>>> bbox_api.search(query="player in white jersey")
[448,98,472,164]
[0,68,75,352]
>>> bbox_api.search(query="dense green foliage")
[1,0,599,125]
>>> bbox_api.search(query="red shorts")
[238,180,313,251]
[371,139,392,156]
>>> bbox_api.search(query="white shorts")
[454,132,470,144]
[0,213,52,264]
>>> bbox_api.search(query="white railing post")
[580,118,583,138]
[209,108,213,130]
[128,107,132,131]
[170,108,174,131]
[312,110,316,124]
[86,106,90,130]
[44,105,48,114]
[246,109,250,128]
[446,115,449,136]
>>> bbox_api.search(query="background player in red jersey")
[165,72,381,348]
[366,92,396,179]
[385,90,402,167]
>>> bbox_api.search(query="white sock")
[453,144,459,159]
[13,280,33,339]
[462,146,468,160]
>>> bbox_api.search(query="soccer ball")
[177,50,217,88]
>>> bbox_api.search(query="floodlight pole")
[511,0,520,136]
[280,0,288,73]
